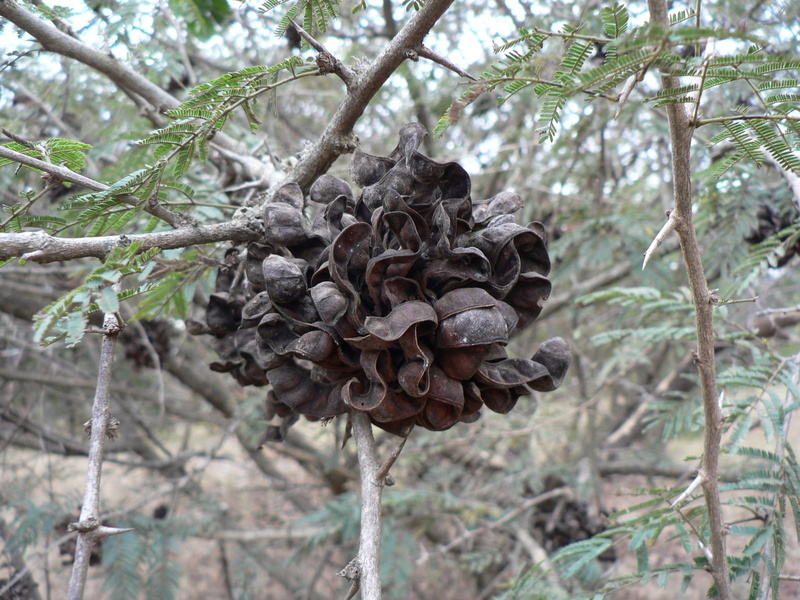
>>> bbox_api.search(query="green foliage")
[32,243,160,346]
[600,2,628,39]
[103,513,191,600]
[435,1,800,164]
[0,138,92,172]
[133,252,214,319]
[2,497,73,558]
[259,0,339,37]
[168,0,231,39]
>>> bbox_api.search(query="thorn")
[96,525,135,539]
[671,470,704,507]
[615,74,638,120]
[697,539,714,562]
[343,581,360,600]
[643,210,678,270]
[376,437,407,483]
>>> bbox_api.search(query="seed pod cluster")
[198,124,570,440]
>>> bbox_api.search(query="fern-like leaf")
[601,2,628,39]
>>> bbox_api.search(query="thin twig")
[0,0,254,158]
[375,436,407,483]
[434,487,568,556]
[283,0,457,194]
[67,284,129,600]
[413,44,477,81]
[289,18,355,85]
[670,469,704,507]
[696,114,800,127]
[349,412,384,600]
[647,0,731,596]
[0,145,186,228]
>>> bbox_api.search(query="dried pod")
[199,124,570,439]
[262,255,308,304]
[473,191,524,223]
[310,173,354,205]
[263,202,308,247]
[245,242,272,290]
[206,292,239,337]
[273,181,304,209]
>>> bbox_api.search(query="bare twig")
[0,214,263,263]
[413,44,477,81]
[0,1,251,155]
[340,413,408,600]
[756,304,800,317]
[289,18,355,85]
[435,487,568,556]
[67,286,131,600]
[670,469,704,507]
[206,526,326,542]
[376,436,407,483]
[647,0,731,596]
[345,412,385,600]
[0,145,186,228]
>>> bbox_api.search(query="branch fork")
[289,18,355,86]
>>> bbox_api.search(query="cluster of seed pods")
[199,124,570,439]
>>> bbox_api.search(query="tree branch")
[0,214,263,263]
[340,413,407,600]
[289,18,355,86]
[413,44,476,81]
[647,1,731,597]
[67,292,127,600]
[285,0,457,193]
[0,1,176,110]
[0,145,186,227]
[0,0,273,176]
[346,412,384,600]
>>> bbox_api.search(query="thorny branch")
[0,0,250,154]
[0,0,457,267]
[66,286,132,600]
[647,0,731,598]
[412,44,477,81]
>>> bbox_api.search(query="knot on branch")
[83,416,121,440]
[337,557,360,581]
[195,124,570,440]
[41,172,64,187]
[68,517,99,534]
[102,312,124,335]
[316,51,338,75]
[334,133,359,155]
